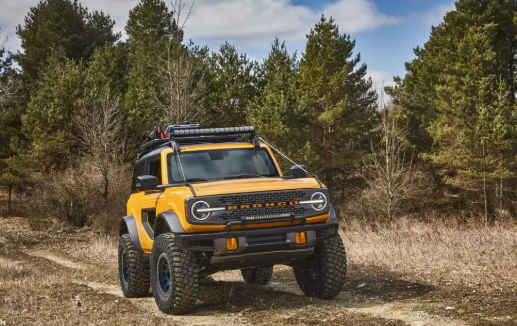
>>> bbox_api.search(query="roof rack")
[139,124,259,155]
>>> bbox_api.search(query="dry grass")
[62,234,118,266]
[344,218,517,289]
[88,235,118,264]
[0,260,31,281]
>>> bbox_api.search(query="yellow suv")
[118,124,347,314]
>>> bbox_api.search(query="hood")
[190,177,322,197]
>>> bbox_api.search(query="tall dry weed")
[344,218,517,288]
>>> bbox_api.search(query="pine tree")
[209,42,258,127]
[125,0,180,49]
[21,50,85,171]
[124,0,181,134]
[298,16,378,193]
[15,0,119,85]
[389,0,517,219]
[85,43,130,99]
[247,39,304,169]
[0,30,22,216]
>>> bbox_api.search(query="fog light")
[295,232,306,244]
[226,237,238,251]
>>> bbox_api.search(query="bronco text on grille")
[219,190,307,221]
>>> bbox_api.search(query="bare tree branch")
[0,75,17,106]
[172,0,195,31]
[0,32,18,110]
[76,86,133,212]
[157,0,209,124]
[360,94,425,222]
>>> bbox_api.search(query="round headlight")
[191,201,211,220]
[311,192,327,211]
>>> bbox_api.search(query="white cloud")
[417,2,455,27]
[366,69,394,89]
[186,0,401,48]
[0,0,26,53]
[323,0,401,34]
[0,0,400,54]
[0,0,140,54]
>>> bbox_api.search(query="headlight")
[191,201,212,220]
[311,192,327,211]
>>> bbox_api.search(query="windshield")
[167,148,279,182]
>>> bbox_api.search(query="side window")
[253,151,276,175]
[148,159,162,185]
[253,153,270,174]
[131,161,145,191]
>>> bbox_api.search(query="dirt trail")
[22,248,468,326]
[347,304,467,326]
[80,281,249,326]
[24,250,249,325]
[27,250,87,270]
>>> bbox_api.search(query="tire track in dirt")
[345,304,467,326]
[79,281,248,326]
[212,266,467,326]
[23,249,249,326]
[0,255,23,266]
[24,249,467,326]
[27,250,87,270]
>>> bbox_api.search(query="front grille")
[186,188,328,224]
[217,190,306,205]
[217,190,308,221]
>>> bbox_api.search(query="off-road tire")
[241,267,273,285]
[150,233,199,314]
[293,230,347,299]
[118,234,150,297]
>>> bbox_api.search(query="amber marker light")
[295,232,306,244]
[226,237,238,251]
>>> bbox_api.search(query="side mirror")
[290,165,306,178]
[136,175,158,191]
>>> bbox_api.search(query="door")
[138,157,164,241]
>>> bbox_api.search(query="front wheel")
[293,232,347,299]
[241,267,273,285]
[150,233,199,314]
[118,234,150,297]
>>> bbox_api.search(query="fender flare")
[119,215,142,251]
[328,204,337,221]
[154,210,186,237]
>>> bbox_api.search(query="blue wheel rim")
[158,253,171,295]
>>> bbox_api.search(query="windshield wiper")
[184,177,209,182]
[224,173,270,180]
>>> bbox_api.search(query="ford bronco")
[118,124,347,314]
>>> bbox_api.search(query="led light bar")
[169,126,255,137]
[299,199,325,204]
[243,213,291,221]
[196,207,226,213]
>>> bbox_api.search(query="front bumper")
[176,221,338,268]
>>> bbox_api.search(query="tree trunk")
[482,143,488,223]
[7,184,12,217]
[103,173,110,216]
[499,151,503,210]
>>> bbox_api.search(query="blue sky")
[0,0,456,86]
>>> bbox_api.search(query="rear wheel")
[241,267,273,285]
[150,233,199,314]
[293,232,347,299]
[118,234,150,297]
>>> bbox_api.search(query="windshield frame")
[166,145,281,183]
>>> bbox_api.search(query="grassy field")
[0,216,516,325]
